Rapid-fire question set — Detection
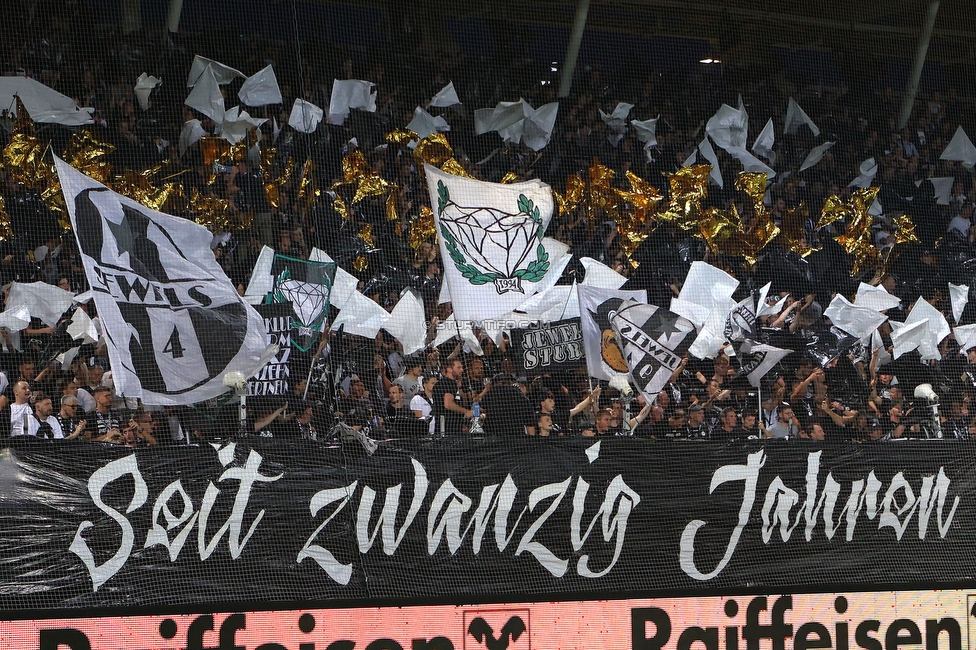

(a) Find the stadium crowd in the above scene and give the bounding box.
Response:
[1,11,976,445]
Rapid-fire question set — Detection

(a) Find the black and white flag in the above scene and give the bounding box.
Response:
[56,157,271,406]
[610,300,695,400]
[736,339,792,387]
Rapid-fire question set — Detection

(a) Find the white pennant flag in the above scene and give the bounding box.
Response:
[940,126,976,169]
[903,297,950,361]
[671,261,739,327]
[890,319,927,360]
[55,156,270,406]
[425,164,564,321]
[383,288,427,355]
[7,282,74,328]
[854,282,901,312]
[429,81,461,108]
[824,294,888,341]
[784,97,820,136]
[178,119,206,156]
[600,102,633,146]
[631,115,659,149]
[705,103,748,152]
[134,73,161,111]
[406,106,450,141]
[752,117,776,161]
[288,99,324,133]
[184,66,224,121]
[328,79,376,126]
[238,64,282,107]
[187,56,244,86]
[799,141,836,171]
[949,283,969,323]
[698,137,723,187]
[953,324,976,353]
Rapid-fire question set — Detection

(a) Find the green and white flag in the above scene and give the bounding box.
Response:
[271,254,336,352]
[425,164,564,321]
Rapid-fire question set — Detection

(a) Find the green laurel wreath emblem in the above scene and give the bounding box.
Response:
[436,180,550,287]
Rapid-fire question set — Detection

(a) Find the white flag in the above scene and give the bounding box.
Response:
[425,164,563,321]
[429,81,461,108]
[949,283,969,323]
[824,294,887,341]
[55,156,270,406]
[940,126,976,169]
[784,97,820,136]
[578,285,646,381]
[610,300,696,400]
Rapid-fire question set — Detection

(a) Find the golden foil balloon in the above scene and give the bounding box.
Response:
[11,97,33,136]
[385,129,419,147]
[891,214,920,245]
[4,133,50,188]
[613,171,663,265]
[409,206,436,250]
[834,188,881,276]
[777,203,814,257]
[297,159,320,210]
[0,196,13,241]
[200,137,231,167]
[656,165,711,229]
[190,188,250,231]
[555,174,585,215]
[358,223,376,249]
[439,157,473,178]
[413,133,455,167]
[63,130,115,182]
[816,194,852,231]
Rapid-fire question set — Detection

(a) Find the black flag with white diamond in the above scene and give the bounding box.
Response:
[610,300,696,401]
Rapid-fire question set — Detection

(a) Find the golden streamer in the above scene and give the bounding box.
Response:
[500,172,519,184]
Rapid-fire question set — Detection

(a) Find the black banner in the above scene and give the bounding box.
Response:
[509,318,584,376]
[249,302,294,396]
[2,439,974,611]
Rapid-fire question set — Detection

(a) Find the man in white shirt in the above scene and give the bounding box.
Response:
[27,393,65,439]
[9,380,32,437]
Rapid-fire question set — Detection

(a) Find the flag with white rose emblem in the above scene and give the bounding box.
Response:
[610,300,696,400]
[55,156,270,406]
[425,164,562,320]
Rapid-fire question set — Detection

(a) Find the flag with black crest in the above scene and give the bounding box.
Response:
[578,285,647,381]
[55,156,271,406]
[609,300,695,399]
[735,339,793,387]
[724,294,758,343]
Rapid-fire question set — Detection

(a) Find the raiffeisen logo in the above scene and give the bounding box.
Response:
[9,590,976,650]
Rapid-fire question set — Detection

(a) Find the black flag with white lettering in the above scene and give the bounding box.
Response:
[610,300,696,400]
[56,156,271,406]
